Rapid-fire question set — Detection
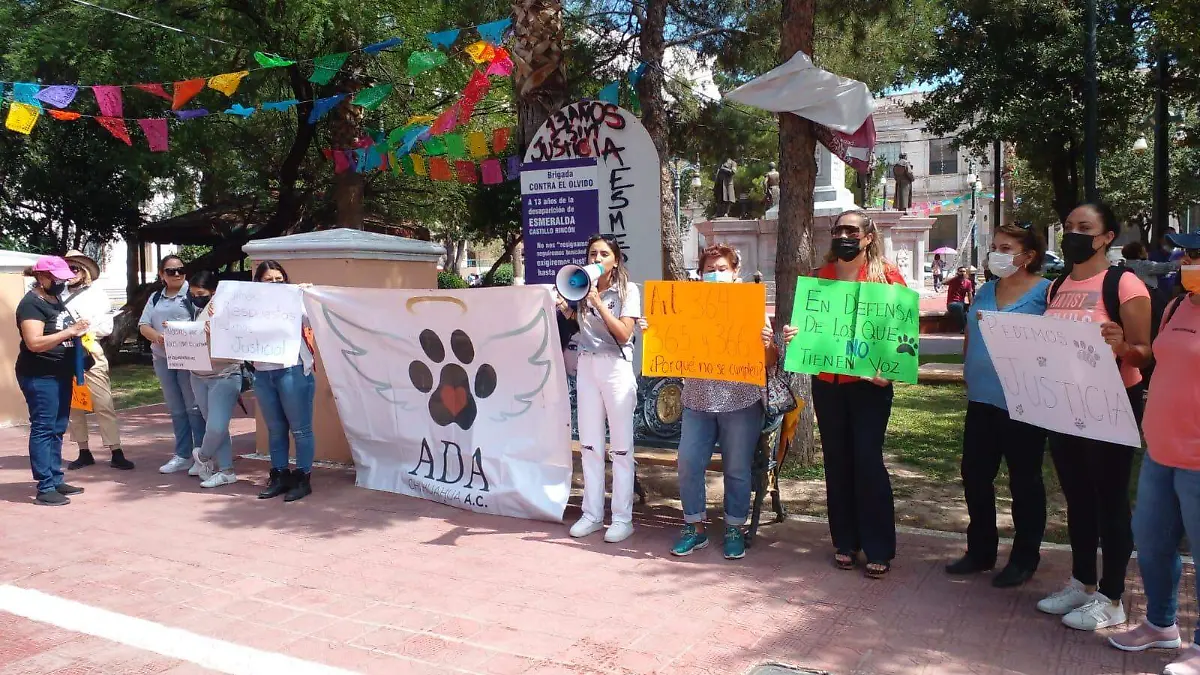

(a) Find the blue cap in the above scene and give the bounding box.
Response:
[1167,232,1200,250]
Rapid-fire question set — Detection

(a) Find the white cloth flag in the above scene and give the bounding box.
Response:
[303,285,573,522]
[724,51,874,133]
[977,311,1141,447]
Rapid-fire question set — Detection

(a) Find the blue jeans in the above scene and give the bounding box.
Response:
[677,402,764,526]
[191,372,243,471]
[253,365,316,472]
[18,374,72,493]
[152,357,205,458]
[1132,455,1200,640]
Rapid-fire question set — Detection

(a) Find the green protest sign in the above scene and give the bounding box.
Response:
[782,277,921,384]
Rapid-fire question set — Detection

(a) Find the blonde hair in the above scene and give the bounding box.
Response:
[826,209,889,283]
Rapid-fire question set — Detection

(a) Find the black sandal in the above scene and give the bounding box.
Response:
[834,551,857,570]
[865,561,891,579]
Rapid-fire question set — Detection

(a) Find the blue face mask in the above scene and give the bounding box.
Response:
[702,271,734,283]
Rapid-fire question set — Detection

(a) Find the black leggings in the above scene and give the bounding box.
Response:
[812,378,896,563]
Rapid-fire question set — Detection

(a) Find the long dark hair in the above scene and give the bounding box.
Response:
[585,234,629,306]
[825,209,888,282]
[189,270,219,293]
[1075,201,1122,246]
[253,259,290,283]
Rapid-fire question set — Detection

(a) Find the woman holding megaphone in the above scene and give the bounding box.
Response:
[555,234,642,544]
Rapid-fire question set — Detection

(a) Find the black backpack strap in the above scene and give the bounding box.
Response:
[1048,273,1068,305]
[1163,293,1190,329]
[1102,265,1136,328]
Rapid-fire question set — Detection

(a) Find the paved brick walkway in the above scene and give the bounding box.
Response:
[0,405,1193,674]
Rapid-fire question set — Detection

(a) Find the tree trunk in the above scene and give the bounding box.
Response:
[777,0,819,467]
[484,234,524,284]
[637,0,686,281]
[454,239,467,271]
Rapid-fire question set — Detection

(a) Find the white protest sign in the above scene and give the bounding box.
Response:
[163,321,212,371]
[209,281,303,365]
[977,311,1141,447]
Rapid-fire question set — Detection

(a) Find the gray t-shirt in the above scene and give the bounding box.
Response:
[137,282,195,358]
[682,379,762,414]
[576,281,641,359]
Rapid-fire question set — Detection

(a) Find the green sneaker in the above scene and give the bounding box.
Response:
[670,524,710,556]
[723,526,746,560]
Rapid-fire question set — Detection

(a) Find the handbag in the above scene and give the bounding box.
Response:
[762,334,798,417]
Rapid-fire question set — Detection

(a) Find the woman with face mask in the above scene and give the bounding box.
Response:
[945,222,1050,588]
[15,257,91,505]
[139,255,206,474]
[1108,235,1200,673]
[1036,202,1152,632]
[780,210,906,578]
[184,271,245,489]
[668,244,779,560]
[555,234,642,543]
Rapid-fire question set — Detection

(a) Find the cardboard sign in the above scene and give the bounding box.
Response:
[976,311,1141,447]
[641,281,767,385]
[209,281,303,365]
[783,277,921,384]
[71,382,93,412]
[164,321,213,371]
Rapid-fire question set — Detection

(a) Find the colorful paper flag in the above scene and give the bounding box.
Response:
[412,154,427,177]
[480,158,503,185]
[456,160,478,184]
[426,29,460,49]
[35,85,78,109]
[431,106,459,135]
[309,53,349,85]
[398,125,430,155]
[476,18,512,44]
[13,83,42,109]
[597,82,619,105]
[308,93,348,124]
[352,84,393,111]
[5,102,39,135]
[333,150,351,173]
[254,52,296,68]
[423,136,447,156]
[465,41,496,64]
[407,114,436,125]
[96,117,132,145]
[407,50,448,77]
[224,104,256,118]
[48,110,82,121]
[462,70,490,103]
[467,131,489,158]
[401,154,415,175]
[208,71,249,96]
[172,78,206,110]
[134,83,172,101]
[92,85,123,117]
[389,151,401,176]
[629,62,648,86]
[486,51,513,76]
[492,127,511,153]
[445,134,467,159]
[173,109,209,119]
[261,99,299,112]
[429,157,453,181]
[137,118,169,152]
[363,37,403,55]
[505,155,521,181]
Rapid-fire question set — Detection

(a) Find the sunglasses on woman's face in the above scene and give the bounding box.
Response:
[68,265,83,274]
[163,268,186,277]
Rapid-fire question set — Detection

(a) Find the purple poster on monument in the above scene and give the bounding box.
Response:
[520,158,600,285]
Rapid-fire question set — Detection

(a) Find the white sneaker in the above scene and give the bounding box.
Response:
[569,517,605,538]
[1063,595,1126,631]
[1037,578,1092,616]
[604,521,634,543]
[191,448,215,481]
[200,471,237,489]
[187,449,204,476]
[159,456,193,474]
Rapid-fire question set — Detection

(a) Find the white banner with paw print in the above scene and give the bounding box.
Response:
[977,311,1141,447]
[303,286,573,522]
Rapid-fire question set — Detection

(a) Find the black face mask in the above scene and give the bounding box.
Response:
[1061,232,1102,265]
[189,294,211,309]
[831,237,862,262]
[44,280,66,296]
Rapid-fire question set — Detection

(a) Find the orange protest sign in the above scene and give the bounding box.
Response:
[71,382,93,412]
[640,281,767,385]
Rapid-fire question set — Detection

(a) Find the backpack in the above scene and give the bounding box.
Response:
[1048,265,1134,330]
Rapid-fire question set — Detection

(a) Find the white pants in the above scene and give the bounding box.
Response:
[576,352,637,525]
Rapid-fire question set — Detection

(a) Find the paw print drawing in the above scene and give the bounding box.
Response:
[895,334,918,357]
[1073,340,1100,367]
[408,329,497,430]
[1074,418,1086,430]
[1037,356,1048,367]
[1015,404,1025,416]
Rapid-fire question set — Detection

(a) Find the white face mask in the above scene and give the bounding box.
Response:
[987,251,1022,278]
[702,270,734,283]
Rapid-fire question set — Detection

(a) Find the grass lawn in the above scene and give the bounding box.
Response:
[109,363,164,410]
[918,353,963,365]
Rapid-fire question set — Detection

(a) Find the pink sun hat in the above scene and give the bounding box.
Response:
[32,256,76,281]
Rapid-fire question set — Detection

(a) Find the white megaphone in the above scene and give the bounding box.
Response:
[555,263,605,302]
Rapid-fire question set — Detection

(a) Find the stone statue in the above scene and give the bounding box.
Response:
[713,158,737,217]
[764,162,780,210]
[892,153,915,213]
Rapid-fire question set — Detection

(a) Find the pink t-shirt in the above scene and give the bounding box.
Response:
[1045,270,1150,388]
[1144,298,1200,469]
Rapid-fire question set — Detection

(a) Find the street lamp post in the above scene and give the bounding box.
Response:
[880,172,888,209]
[670,160,702,234]
[1084,0,1099,201]
[967,167,983,269]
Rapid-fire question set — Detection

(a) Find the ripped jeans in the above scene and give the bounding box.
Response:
[576,352,638,525]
